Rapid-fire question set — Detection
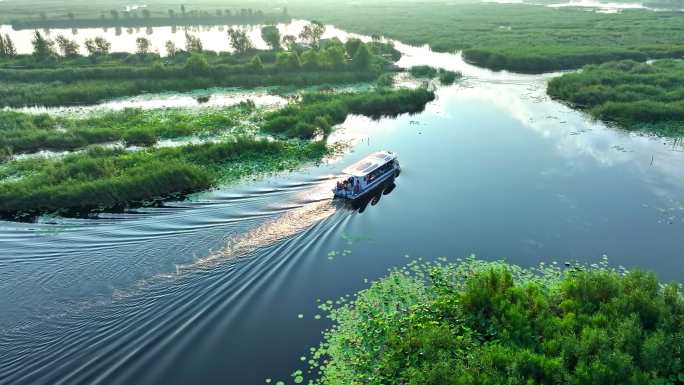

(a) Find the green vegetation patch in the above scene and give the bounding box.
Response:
[294,2,684,73]
[0,102,258,155]
[0,87,434,217]
[409,65,462,85]
[0,29,399,107]
[0,138,327,217]
[263,88,436,138]
[548,59,684,136]
[303,257,684,385]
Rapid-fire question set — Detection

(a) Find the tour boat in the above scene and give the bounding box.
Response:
[333,151,400,201]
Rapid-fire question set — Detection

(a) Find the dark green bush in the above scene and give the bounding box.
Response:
[409,65,438,78]
[303,258,684,385]
[122,128,158,147]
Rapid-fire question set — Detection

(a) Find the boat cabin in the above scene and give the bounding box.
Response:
[333,151,400,200]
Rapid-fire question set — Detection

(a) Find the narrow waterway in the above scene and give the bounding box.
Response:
[1,22,684,385]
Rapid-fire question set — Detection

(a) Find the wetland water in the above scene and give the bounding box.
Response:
[2,22,684,385]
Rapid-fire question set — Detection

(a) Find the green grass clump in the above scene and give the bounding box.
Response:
[548,59,684,136]
[409,65,438,78]
[303,257,684,385]
[409,66,461,85]
[438,69,460,85]
[0,103,257,154]
[263,88,435,138]
[0,138,327,216]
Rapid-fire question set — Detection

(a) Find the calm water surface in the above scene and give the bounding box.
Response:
[1,23,684,385]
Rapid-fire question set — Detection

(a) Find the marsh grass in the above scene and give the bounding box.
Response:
[301,256,684,385]
[548,60,684,136]
[0,102,258,154]
[294,3,684,73]
[262,88,436,138]
[409,66,461,85]
[0,138,327,217]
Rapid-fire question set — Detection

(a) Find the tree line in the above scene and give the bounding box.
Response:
[11,6,290,30]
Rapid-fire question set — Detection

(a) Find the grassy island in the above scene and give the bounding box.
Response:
[548,60,684,136]
[0,34,399,107]
[300,257,684,385]
[0,88,434,217]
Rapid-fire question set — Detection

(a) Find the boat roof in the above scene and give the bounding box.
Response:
[343,151,396,177]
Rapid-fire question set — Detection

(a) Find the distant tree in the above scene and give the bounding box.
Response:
[95,37,111,54]
[299,21,325,49]
[282,34,297,51]
[345,38,362,58]
[31,31,55,58]
[40,12,47,21]
[110,10,119,20]
[136,37,151,55]
[184,32,203,53]
[84,36,111,56]
[225,9,231,17]
[185,54,208,74]
[165,40,177,56]
[276,51,301,71]
[142,9,151,19]
[55,34,80,57]
[67,12,75,20]
[300,49,320,70]
[216,9,223,17]
[227,28,253,54]
[282,7,288,15]
[249,55,263,71]
[352,43,371,70]
[168,9,175,18]
[323,45,346,70]
[4,35,17,57]
[261,25,281,51]
[180,4,186,15]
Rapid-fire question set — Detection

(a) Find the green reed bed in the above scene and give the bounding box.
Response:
[0,87,435,216]
[409,65,462,85]
[295,256,684,385]
[293,2,684,73]
[263,87,436,138]
[0,102,259,155]
[0,138,327,216]
[548,59,684,136]
[0,71,381,108]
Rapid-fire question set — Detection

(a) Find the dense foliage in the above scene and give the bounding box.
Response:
[262,88,435,138]
[0,37,398,107]
[294,2,684,73]
[548,60,684,136]
[303,257,684,385]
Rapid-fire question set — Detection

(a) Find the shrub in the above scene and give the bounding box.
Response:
[122,128,158,147]
[409,65,438,78]
[300,257,684,385]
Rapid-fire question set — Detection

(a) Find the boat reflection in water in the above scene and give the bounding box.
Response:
[344,177,398,214]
